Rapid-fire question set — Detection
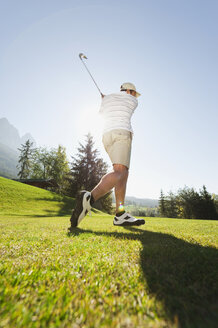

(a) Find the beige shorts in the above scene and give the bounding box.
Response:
[102,129,132,169]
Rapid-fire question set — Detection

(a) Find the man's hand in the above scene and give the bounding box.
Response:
[101,94,105,98]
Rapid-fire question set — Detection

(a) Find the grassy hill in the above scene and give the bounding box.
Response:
[0,176,74,217]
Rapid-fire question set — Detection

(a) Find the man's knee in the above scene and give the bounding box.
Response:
[113,164,128,180]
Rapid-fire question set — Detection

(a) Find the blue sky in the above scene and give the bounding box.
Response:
[0,0,217,198]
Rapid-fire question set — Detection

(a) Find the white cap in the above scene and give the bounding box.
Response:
[120,82,141,97]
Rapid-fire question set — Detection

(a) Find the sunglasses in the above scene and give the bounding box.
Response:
[121,89,136,93]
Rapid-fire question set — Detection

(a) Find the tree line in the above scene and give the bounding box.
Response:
[16,134,112,213]
[159,186,218,220]
[17,135,218,219]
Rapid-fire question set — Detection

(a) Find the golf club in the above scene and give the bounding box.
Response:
[79,53,103,97]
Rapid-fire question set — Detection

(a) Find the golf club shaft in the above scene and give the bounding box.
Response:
[80,58,103,96]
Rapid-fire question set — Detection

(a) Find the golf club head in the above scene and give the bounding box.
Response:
[79,53,88,60]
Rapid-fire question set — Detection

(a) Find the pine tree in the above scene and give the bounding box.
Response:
[17,140,34,179]
[214,194,218,215]
[199,185,218,220]
[69,133,112,213]
[159,189,166,217]
[177,187,201,219]
[167,191,178,218]
[69,133,106,193]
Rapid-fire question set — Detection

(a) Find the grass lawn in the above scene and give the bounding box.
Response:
[0,214,218,328]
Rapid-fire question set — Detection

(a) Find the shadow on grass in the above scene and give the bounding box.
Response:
[68,227,218,328]
[1,196,75,218]
[8,196,100,218]
[1,203,99,218]
[2,212,68,218]
[36,196,75,216]
[33,196,98,217]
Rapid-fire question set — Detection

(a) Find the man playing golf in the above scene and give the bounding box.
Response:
[68,82,145,231]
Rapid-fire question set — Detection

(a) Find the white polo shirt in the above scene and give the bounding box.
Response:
[99,92,138,134]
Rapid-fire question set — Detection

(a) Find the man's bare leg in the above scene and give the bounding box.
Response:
[69,163,145,230]
[91,164,128,212]
[114,165,128,213]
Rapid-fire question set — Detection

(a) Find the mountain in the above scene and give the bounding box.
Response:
[0,118,36,151]
[21,133,35,145]
[0,143,19,178]
[125,196,159,207]
[0,118,36,178]
[0,118,21,151]
[112,194,158,207]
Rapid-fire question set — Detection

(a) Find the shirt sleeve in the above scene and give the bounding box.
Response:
[99,95,107,113]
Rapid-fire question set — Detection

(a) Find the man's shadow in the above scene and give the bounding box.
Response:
[68,227,218,328]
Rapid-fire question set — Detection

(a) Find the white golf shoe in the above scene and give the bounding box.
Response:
[69,191,92,229]
[113,212,145,226]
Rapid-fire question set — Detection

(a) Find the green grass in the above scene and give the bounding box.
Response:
[0,216,218,328]
[0,177,74,217]
[0,177,218,327]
